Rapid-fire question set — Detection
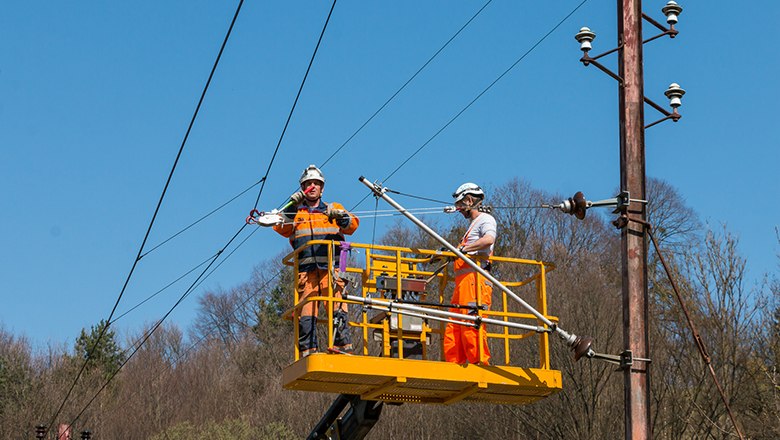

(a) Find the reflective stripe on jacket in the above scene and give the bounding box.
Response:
[273,200,359,272]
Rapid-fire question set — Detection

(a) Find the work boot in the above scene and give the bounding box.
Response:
[331,310,352,352]
[301,347,319,358]
[298,316,318,355]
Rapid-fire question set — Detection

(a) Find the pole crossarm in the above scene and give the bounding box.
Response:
[641,12,678,42]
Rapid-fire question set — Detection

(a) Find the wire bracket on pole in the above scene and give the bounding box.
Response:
[587,349,652,371]
[545,190,646,219]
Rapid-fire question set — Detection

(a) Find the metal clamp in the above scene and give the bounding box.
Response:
[590,349,651,370]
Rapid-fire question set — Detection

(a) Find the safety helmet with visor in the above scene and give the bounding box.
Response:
[452,182,484,204]
[299,164,325,186]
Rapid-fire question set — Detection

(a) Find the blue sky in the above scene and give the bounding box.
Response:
[2,1,778,349]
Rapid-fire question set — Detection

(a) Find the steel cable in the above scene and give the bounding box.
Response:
[46,0,247,429]
[252,0,338,210]
[353,0,589,210]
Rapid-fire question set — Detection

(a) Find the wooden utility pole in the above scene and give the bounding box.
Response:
[617,0,651,438]
[577,2,687,438]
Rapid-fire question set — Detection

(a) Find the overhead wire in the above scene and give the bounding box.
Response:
[46,0,248,430]
[99,0,472,261]
[318,0,494,169]
[76,267,286,429]
[61,0,586,427]
[63,0,339,426]
[71,226,263,430]
[354,0,590,210]
[68,224,250,428]
[382,0,590,183]
[252,0,338,210]
[112,254,217,323]
[139,178,263,260]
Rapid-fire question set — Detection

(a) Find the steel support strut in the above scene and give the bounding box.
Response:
[345,294,550,333]
[358,176,593,360]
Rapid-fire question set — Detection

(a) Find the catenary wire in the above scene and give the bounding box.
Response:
[112,254,217,323]
[77,266,286,429]
[68,223,251,427]
[139,178,263,259]
[62,0,584,427]
[91,0,485,257]
[382,0,589,183]
[252,0,338,210]
[353,0,589,210]
[46,0,247,430]
[66,0,340,424]
[318,0,493,169]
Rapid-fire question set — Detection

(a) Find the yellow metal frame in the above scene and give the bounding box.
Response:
[280,240,562,405]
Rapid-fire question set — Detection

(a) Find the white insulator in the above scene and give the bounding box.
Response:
[575,27,596,52]
[662,1,683,25]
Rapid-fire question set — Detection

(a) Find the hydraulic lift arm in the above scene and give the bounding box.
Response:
[308,394,384,440]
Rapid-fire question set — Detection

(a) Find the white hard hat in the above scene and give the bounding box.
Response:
[299,164,325,185]
[452,182,484,203]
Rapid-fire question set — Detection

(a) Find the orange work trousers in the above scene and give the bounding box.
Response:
[297,268,348,317]
[443,263,492,365]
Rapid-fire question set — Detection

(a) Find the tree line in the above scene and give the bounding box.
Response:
[1,177,777,439]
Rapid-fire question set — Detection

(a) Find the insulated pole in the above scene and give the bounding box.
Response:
[618,0,651,438]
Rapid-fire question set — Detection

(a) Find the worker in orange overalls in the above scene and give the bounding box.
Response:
[273,165,359,357]
[443,183,496,365]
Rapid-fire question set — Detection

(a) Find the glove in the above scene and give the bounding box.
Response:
[327,204,350,227]
[289,191,305,205]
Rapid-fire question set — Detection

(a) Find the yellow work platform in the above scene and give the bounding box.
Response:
[283,354,562,405]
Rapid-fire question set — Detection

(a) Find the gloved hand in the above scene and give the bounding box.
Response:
[289,191,305,205]
[327,204,350,227]
[281,191,304,221]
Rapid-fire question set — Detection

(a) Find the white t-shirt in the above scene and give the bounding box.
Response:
[461,213,497,257]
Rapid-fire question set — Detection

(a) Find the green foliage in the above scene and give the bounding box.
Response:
[74,319,125,377]
[254,266,295,332]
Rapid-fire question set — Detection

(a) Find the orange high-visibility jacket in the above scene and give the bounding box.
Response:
[273,200,358,272]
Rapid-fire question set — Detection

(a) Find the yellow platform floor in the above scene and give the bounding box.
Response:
[282,354,562,405]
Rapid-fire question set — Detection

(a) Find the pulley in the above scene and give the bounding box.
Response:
[246,209,285,227]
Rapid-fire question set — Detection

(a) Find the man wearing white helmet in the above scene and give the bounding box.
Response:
[273,165,359,356]
[444,182,496,365]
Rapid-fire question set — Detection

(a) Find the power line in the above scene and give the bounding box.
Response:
[68,223,251,427]
[318,0,494,170]
[352,0,589,211]
[112,254,217,323]
[76,264,286,429]
[139,178,263,260]
[47,0,247,430]
[252,0,338,210]
[382,0,590,183]
[65,0,341,424]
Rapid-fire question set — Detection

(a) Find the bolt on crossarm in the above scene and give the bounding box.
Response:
[358,176,594,360]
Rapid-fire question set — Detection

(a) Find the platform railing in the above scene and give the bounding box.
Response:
[281,240,558,369]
